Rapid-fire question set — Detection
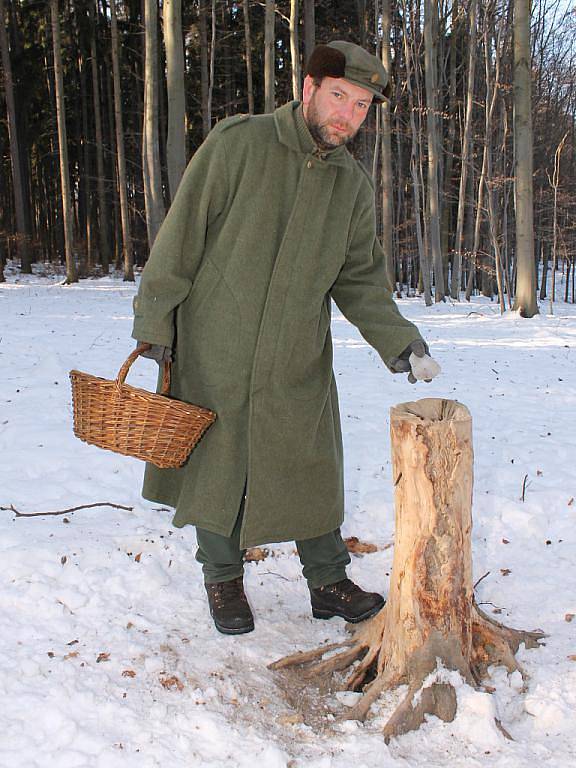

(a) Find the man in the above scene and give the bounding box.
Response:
[132,41,440,635]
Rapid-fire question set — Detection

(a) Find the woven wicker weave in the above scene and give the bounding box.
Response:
[69,345,216,468]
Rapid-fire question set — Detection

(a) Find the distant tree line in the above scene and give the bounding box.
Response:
[0,0,575,313]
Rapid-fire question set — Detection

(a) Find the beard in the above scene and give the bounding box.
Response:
[305,94,357,150]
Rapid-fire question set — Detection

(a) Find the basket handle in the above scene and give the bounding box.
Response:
[116,343,171,395]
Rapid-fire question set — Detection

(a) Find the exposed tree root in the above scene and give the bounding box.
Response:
[268,399,546,742]
[268,640,354,672]
[270,601,545,741]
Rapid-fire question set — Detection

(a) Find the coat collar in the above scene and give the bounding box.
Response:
[273,101,352,168]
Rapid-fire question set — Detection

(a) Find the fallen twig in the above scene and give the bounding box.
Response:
[521,474,529,502]
[1,502,134,518]
[473,570,490,590]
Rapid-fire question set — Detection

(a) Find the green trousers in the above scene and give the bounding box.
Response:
[195,491,351,589]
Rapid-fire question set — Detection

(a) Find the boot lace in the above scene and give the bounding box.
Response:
[320,578,362,602]
[210,578,247,608]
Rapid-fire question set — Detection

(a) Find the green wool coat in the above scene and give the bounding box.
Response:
[132,101,423,548]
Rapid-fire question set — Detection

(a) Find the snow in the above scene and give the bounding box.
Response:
[1,270,576,767]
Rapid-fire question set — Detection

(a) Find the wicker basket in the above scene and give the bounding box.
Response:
[69,345,216,468]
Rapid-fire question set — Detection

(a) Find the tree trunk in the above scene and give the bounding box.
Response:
[483,15,506,313]
[0,0,32,273]
[198,0,210,137]
[441,0,458,297]
[379,0,395,291]
[243,0,254,114]
[512,0,538,317]
[549,132,568,312]
[423,0,444,301]
[401,0,431,305]
[264,0,275,113]
[89,0,111,272]
[451,0,476,299]
[110,0,134,281]
[271,398,544,741]
[71,0,92,275]
[50,0,77,283]
[164,0,186,203]
[101,14,120,269]
[143,0,165,248]
[207,0,216,127]
[303,0,314,64]
[289,0,300,100]
[465,80,491,302]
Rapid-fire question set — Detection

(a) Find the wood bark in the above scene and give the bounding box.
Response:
[142,0,165,247]
[512,0,538,317]
[50,0,77,283]
[483,12,506,313]
[271,398,544,741]
[164,0,186,202]
[0,0,32,272]
[303,0,314,64]
[198,0,210,137]
[243,0,254,114]
[264,0,275,113]
[110,0,134,281]
[102,16,120,269]
[207,0,216,128]
[89,0,111,272]
[441,0,458,297]
[423,0,445,301]
[465,27,492,305]
[451,0,476,299]
[379,0,395,291]
[289,0,300,101]
[71,0,93,274]
[401,0,431,305]
[548,132,568,312]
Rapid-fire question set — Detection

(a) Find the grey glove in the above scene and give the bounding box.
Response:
[135,341,172,364]
[389,340,431,384]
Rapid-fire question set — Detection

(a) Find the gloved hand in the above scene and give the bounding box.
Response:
[135,341,173,364]
[389,340,441,384]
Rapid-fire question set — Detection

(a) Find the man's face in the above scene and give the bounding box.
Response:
[302,75,373,150]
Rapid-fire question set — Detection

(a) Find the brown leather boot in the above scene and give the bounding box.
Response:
[205,576,255,635]
[310,578,385,623]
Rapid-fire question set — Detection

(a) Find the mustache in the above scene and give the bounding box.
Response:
[327,121,352,133]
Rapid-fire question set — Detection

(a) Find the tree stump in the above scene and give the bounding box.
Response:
[270,398,544,741]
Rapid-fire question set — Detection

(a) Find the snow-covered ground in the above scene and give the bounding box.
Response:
[1,269,575,768]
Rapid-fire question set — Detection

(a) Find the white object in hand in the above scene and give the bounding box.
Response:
[409,352,442,381]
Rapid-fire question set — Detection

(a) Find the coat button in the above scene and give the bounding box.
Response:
[307,160,313,169]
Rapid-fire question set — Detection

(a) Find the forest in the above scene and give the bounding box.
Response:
[1,0,575,314]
